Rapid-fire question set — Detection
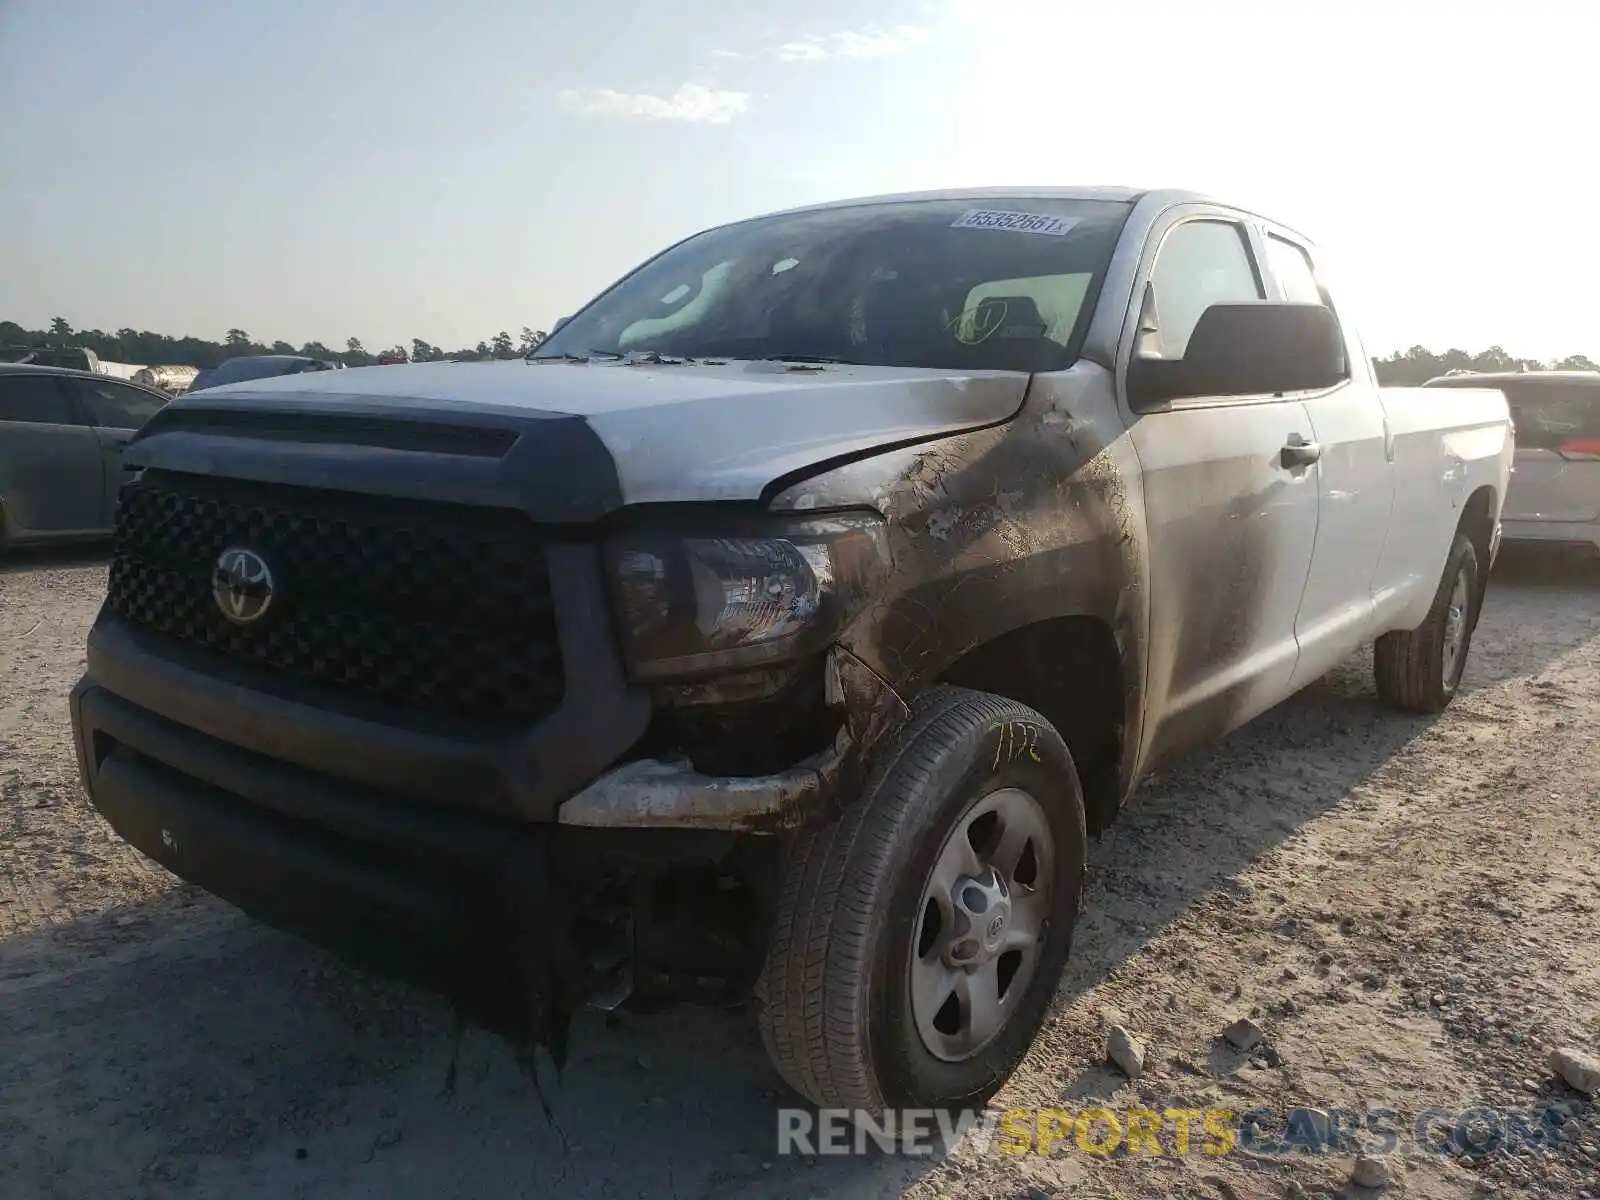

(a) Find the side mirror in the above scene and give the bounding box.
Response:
[551,315,572,334]
[1127,302,1346,410]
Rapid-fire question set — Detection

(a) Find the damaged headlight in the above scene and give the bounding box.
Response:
[604,513,892,679]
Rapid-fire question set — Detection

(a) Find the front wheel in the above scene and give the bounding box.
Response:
[1375,532,1481,713]
[753,686,1086,1116]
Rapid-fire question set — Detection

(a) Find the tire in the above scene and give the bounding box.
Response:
[753,685,1087,1116]
[1375,532,1480,713]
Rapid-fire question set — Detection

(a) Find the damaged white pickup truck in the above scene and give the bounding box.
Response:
[71,186,1512,1117]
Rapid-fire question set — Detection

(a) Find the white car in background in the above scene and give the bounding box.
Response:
[1424,371,1600,559]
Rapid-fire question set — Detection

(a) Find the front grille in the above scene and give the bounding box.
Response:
[106,471,564,726]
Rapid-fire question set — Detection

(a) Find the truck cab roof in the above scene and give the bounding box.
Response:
[679,185,1321,260]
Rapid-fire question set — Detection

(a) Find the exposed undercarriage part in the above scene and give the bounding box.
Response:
[560,831,780,1013]
[422,829,780,1087]
[547,648,907,1011]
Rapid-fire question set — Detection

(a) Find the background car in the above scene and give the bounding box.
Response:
[188,354,342,393]
[1423,370,1600,559]
[5,344,148,379]
[0,363,169,550]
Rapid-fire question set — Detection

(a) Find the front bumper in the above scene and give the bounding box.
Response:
[71,678,550,990]
[70,618,867,984]
[557,731,848,833]
[69,673,827,1011]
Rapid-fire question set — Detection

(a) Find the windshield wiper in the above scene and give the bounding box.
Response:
[622,349,696,365]
[679,349,845,364]
[674,339,847,364]
[528,348,625,364]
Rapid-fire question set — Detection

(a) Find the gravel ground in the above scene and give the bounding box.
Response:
[2,547,1597,1200]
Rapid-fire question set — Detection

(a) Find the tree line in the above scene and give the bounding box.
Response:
[1,317,547,370]
[1372,345,1598,385]
[4,317,1597,383]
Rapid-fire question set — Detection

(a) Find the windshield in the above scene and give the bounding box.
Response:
[534,197,1131,373]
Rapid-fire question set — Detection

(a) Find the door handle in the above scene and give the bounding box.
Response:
[1281,437,1322,469]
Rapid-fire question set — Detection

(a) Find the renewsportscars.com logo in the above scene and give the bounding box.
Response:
[777,1101,1590,1158]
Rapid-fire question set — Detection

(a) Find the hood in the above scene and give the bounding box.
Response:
[129,358,1029,521]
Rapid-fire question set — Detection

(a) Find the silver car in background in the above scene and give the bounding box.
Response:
[188,354,341,393]
[1424,370,1600,559]
[0,363,169,550]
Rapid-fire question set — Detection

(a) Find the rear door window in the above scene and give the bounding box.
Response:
[1265,234,1349,381]
[74,378,167,430]
[1266,236,1326,306]
[0,375,79,425]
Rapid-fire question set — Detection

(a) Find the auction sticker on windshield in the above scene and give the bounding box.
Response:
[950,209,1082,236]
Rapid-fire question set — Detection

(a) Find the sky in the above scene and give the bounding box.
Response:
[1,0,1593,360]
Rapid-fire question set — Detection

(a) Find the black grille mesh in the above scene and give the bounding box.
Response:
[106,471,563,726]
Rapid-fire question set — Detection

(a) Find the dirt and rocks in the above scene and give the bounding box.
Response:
[2,547,1598,1200]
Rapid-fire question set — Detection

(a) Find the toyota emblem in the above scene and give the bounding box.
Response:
[212,547,275,625]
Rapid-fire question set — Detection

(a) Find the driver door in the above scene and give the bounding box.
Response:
[1125,212,1322,768]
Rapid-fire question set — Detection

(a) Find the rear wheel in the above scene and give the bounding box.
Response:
[753,686,1086,1116]
[1375,532,1480,713]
